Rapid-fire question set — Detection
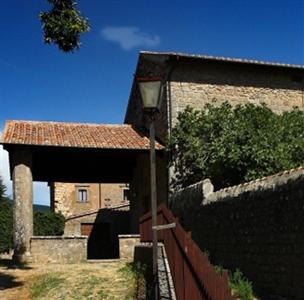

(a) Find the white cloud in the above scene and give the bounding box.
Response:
[101,26,160,50]
[0,134,50,206]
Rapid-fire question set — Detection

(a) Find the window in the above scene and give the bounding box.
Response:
[78,189,88,203]
[75,185,90,203]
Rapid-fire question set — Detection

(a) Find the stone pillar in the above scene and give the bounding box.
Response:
[12,147,33,262]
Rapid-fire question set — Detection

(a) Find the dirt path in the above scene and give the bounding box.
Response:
[0,259,137,300]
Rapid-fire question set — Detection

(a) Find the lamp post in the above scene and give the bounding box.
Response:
[138,77,162,300]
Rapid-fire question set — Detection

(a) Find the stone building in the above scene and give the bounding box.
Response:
[125,51,304,145]
[50,182,131,259]
[49,51,304,239]
[51,183,129,216]
[1,51,303,262]
[125,51,304,194]
[50,182,129,243]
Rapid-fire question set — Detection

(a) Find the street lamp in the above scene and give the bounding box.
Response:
[138,77,162,299]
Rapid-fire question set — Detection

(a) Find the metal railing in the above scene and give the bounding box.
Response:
[139,204,237,300]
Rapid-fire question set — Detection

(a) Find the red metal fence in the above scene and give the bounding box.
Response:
[139,204,237,300]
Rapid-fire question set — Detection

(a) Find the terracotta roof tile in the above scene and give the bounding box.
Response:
[1,120,164,150]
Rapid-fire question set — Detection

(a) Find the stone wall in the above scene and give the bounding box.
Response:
[64,213,98,236]
[170,61,304,127]
[170,167,304,299]
[51,183,129,218]
[124,56,169,143]
[30,236,87,263]
[125,54,304,143]
[118,234,140,260]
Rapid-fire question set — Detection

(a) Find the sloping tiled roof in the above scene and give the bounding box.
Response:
[1,120,164,150]
[140,51,304,70]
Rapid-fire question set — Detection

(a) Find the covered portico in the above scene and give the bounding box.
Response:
[1,120,166,262]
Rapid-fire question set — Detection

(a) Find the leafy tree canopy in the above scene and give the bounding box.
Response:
[34,211,65,236]
[0,176,12,253]
[40,0,90,52]
[0,175,65,253]
[168,102,304,190]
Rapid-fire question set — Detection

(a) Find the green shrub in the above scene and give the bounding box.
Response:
[0,182,65,253]
[0,197,13,253]
[214,264,224,275]
[168,102,304,190]
[229,269,254,300]
[34,211,65,236]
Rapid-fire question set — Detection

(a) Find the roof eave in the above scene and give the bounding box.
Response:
[139,51,304,70]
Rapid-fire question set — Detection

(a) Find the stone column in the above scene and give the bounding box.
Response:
[12,147,33,262]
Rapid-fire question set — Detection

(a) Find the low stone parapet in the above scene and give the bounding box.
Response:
[118,234,140,260]
[30,236,87,263]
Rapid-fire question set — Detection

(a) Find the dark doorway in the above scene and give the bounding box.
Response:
[80,209,131,259]
[81,222,112,259]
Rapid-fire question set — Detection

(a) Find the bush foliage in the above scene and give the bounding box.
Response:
[0,176,65,253]
[0,197,13,253]
[34,211,65,236]
[40,0,90,52]
[168,102,304,190]
[229,269,254,300]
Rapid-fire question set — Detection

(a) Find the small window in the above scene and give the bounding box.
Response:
[78,189,88,203]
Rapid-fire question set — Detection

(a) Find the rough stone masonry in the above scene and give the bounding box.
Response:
[12,147,33,262]
[170,166,304,299]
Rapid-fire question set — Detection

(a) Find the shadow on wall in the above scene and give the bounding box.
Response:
[86,209,130,259]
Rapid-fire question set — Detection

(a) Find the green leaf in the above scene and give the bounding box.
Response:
[167,102,304,190]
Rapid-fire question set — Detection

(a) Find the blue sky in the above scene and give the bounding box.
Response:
[0,0,303,205]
